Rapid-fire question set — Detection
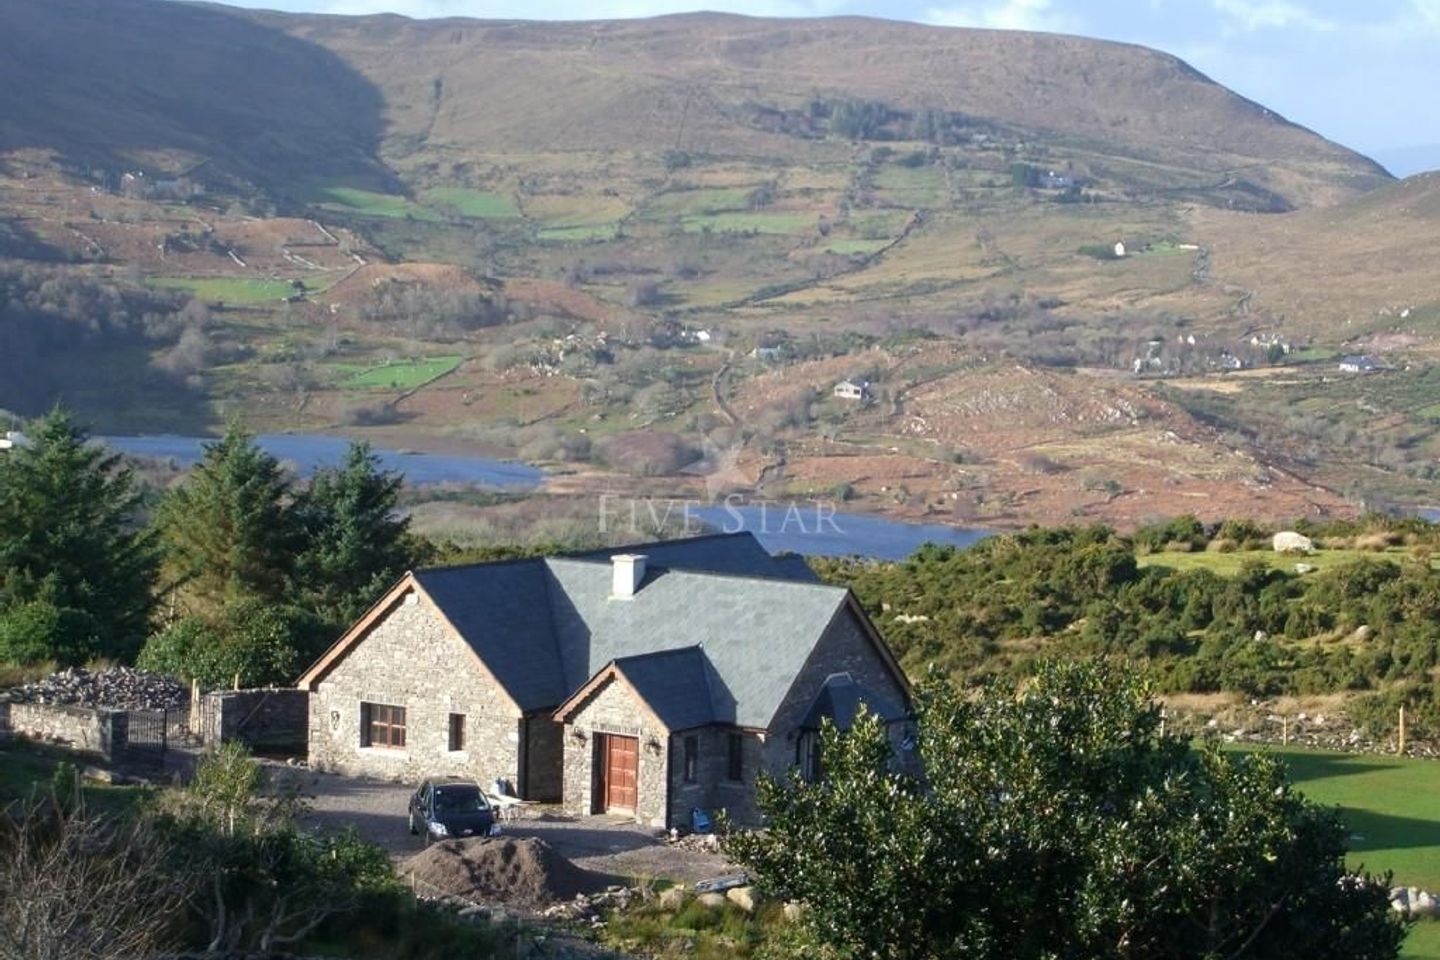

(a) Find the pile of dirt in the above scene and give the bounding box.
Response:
[402,837,610,909]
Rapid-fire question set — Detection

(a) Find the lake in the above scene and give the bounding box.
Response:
[103,436,987,559]
[100,434,544,489]
[691,503,989,560]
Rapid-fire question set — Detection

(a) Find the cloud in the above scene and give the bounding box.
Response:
[1208,0,1335,33]
[923,0,1083,33]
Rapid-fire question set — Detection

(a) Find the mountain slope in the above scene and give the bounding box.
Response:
[255,9,1386,209]
[0,0,1389,208]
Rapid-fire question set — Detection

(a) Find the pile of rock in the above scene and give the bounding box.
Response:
[541,884,650,927]
[1391,887,1438,918]
[665,829,724,853]
[4,666,186,710]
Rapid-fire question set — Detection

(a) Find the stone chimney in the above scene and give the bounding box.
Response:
[611,554,648,599]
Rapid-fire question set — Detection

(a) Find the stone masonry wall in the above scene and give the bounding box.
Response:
[201,689,309,754]
[666,726,766,827]
[308,590,524,787]
[561,676,669,827]
[763,604,913,781]
[524,716,564,802]
[0,701,123,757]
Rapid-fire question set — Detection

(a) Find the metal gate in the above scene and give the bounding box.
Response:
[116,708,171,771]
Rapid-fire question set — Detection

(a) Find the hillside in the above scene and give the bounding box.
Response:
[3,0,1439,529]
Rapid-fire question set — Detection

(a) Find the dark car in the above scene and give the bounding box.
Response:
[408,778,499,844]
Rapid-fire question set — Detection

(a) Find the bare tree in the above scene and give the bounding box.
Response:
[0,792,186,960]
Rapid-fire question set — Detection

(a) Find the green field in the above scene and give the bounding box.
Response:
[421,187,520,218]
[681,212,814,235]
[336,355,463,390]
[824,237,893,256]
[642,187,754,218]
[1249,748,1440,960]
[537,223,621,243]
[1139,547,1423,576]
[312,186,443,222]
[149,276,324,304]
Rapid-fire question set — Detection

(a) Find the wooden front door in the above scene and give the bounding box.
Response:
[601,734,639,813]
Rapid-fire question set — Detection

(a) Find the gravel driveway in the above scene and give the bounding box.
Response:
[282,766,734,884]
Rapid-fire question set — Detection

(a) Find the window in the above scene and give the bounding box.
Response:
[360,702,406,749]
[448,713,466,752]
[683,735,698,783]
[727,733,744,781]
[797,730,822,783]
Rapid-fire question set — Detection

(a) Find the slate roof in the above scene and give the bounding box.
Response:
[610,647,723,731]
[799,672,908,731]
[408,532,852,728]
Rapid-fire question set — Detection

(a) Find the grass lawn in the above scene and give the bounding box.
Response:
[1139,547,1423,576]
[149,276,324,304]
[336,355,464,390]
[0,739,142,816]
[421,187,519,218]
[642,187,754,218]
[1247,747,1440,960]
[312,186,443,222]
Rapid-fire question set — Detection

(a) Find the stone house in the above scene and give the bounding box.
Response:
[298,533,910,828]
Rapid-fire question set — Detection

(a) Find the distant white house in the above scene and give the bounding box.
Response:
[0,431,30,451]
[1113,240,1127,258]
[1338,354,1379,374]
[833,380,872,402]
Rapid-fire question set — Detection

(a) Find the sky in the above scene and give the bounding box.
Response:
[225,0,1440,175]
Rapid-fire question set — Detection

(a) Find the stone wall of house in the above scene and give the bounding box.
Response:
[763,604,913,778]
[523,715,564,802]
[308,590,525,788]
[666,726,766,827]
[0,701,124,757]
[560,676,668,827]
[199,689,308,754]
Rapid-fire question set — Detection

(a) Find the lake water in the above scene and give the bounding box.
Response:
[102,435,987,558]
[100,434,544,489]
[691,503,989,560]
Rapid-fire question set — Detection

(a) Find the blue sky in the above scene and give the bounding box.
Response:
[227,0,1440,174]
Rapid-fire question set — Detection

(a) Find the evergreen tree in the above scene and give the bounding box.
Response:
[295,442,416,627]
[157,425,300,617]
[0,408,157,663]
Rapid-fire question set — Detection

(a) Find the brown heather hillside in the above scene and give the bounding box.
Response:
[253,9,1385,209]
[5,0,1440,529]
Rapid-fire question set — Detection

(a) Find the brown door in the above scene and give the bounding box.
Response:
[602,734,639,813]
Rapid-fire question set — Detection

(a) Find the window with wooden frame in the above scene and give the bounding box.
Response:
[360,702,406,749]
[448,713,466,752]
[683,735,698,783]
[727,732,744,781]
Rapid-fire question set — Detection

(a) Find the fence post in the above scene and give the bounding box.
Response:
[1282,715,1289,747]
[1399,704,1407,756]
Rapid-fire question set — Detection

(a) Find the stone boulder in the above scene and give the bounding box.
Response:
[1272,531,1314,555]
[696,892,727,910]
[726,885,757,913]
[658,886,687,910]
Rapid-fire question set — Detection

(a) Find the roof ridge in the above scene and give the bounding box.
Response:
[546,557,839,591]
[413,531,762,576]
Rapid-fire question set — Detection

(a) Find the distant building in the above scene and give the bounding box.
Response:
[1338,355,1379,374]
[833,380,872,402]
[751,346,784,363]
[1113,240,1127,258]
[0,431,29,451]
[1042,170,1075,189]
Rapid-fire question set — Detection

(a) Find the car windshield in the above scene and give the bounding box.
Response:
[432,785,488,814]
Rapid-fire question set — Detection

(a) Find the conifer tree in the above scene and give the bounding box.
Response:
[0,407,157,663]
[157,425,300,617]
[295,442,416,628]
